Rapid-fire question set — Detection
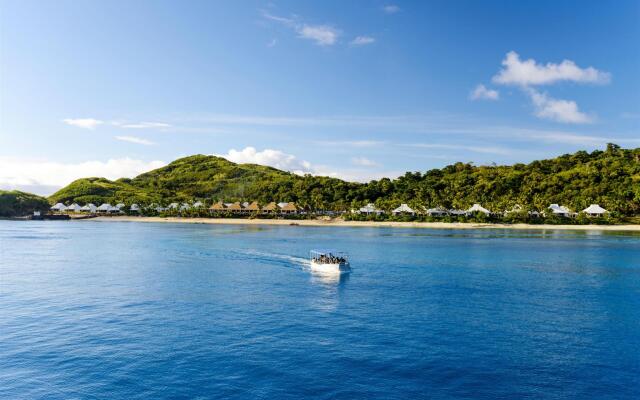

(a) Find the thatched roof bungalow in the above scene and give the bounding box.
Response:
[262,202,278,213]
[279,202,299,214]
[244,201,260,212]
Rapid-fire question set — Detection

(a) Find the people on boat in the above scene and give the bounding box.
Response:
[313,253,347,264]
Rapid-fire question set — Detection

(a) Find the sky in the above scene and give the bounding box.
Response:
[1,0,639,195]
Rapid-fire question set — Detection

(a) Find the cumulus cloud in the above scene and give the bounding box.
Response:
[350,36,375,46]
[63,118,104,129]
[299,24,340,46]
[526,88,593,124]
[115,136,155,145]
[216,147,314,175]
[492,51,611,86]
[0,157,166,196]
[382,5,400,14]
[262,11,340,46]
[469,84,499,101]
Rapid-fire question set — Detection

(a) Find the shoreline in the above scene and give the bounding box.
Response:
[78,216,640,232]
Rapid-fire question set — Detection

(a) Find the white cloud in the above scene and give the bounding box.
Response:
[0,157,166,196]
[382,5,400,14]
[115,136,155,145]
[298,24,340,46]
[62,118,104,129]
[492,51,611,86]
[216,147,314,175]
[350,36,375,46]
[469,84,499,101]
[351,157,379,167]
[526,88,593,124]
[113,121,171,129]
[410,143,513,155]
[262,11,340,46]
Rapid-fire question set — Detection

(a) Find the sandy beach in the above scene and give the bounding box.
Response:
[81,216,640,232]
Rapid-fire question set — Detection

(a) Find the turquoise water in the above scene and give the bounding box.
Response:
[1,220,639,399]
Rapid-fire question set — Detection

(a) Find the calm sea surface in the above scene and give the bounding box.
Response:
[0,220,639,399]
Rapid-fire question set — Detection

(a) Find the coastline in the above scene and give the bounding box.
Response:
[79,216,640,232]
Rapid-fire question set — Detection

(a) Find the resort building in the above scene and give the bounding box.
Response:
[80,203,97,213]
[425,207,448,217]
[51,203,66,212]
[448,209,466,216]
[179,203,191,211]
[209,201,226,213]
[115,203,125,210]
[392,204,415,216]
[548,204,573,217]
[192,201,204,208]
[97,203,113,213]
[66,203,82,212]
[358,203,384,215]
[244,201,261,213]
[467,204,491,215]
[582,204,608,217]
[262,202,278,214]
[130,204,140,212]
[168,202,179,210]
[227,202,243,213]
[279,202,299,214]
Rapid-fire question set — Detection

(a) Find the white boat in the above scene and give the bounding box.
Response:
[310,250,351,274]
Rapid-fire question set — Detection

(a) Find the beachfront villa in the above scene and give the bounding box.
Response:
[548,204,573,217]
[51,203,66,212]
[467,204,491,215]
[358,203,384,215]
[193,201,204,208]
[393,204,415,216]
[425,207,448,217]
[279,202,299,214]
[262,202,278,214]
[66,203,82,212]
[244,201,260,212]
[80,203,97,213]
[130,204,140,212]
[582,204,608,217]
[209,201,226,212]
[97,203,112,213]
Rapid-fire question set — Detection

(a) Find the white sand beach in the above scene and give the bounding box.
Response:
[82,216,640,232]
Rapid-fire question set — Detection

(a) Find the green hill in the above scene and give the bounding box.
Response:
[0,190,50,217]
[48,144,640,215]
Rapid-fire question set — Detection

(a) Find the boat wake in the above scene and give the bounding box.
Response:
[230,249,310,270]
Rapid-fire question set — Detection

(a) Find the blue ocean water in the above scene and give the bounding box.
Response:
[0,221,639,399]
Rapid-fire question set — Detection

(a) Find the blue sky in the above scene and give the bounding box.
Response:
[1,0,639,195]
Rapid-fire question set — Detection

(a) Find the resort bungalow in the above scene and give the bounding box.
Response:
[426,207,448,217]
[467,204,491,215]
[279,202,299,214]
[262,202,278,214]
[192,201,204,208]
[96,203,112,213]
[448,209,466,217]
[66,203,82,213]
[130,204,140,213]
[244,201,261,213]
[548,204,573,217]
[209,201,227,213]
[227,202,243,214]
[582,204,608,217]
[168,202,179,210]
[358,203,384,215]
[50,203,67,212]
[392,204,415,216]
[179,203,191,211]
[115,203,125,211]
[80,203,97,213]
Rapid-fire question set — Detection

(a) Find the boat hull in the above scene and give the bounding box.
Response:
[310,261,351,274]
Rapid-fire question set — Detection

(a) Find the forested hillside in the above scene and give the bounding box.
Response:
[0,190,50,217]
[48,144,640,215]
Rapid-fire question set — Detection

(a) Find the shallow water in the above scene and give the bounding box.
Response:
[1,221,639,399]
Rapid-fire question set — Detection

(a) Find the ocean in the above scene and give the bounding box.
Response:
[1,220,638,399]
